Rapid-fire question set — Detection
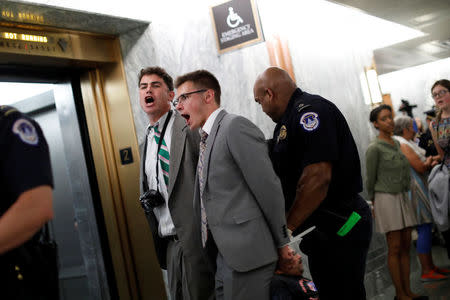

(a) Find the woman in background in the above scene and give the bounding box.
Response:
[429,79,450,259]
[393,115,448,282]
[366,105,423,300]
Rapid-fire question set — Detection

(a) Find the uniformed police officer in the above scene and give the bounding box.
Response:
[0,105,54,299]
[253,67,373,300]
[419,109,438,158]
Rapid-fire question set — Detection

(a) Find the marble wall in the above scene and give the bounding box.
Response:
[118,0,382,189]
[19,0,414,177]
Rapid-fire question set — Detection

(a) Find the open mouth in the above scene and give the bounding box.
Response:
[436,101,444,107]
[181,114,190,123]
[145,96,154,104]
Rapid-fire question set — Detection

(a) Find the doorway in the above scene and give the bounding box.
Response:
[1,79,113,299]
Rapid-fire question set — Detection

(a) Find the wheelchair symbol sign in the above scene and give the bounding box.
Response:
[226,7,243,28]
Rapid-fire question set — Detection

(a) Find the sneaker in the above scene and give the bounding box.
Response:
[420,270,447,282]
[433,266,450,275]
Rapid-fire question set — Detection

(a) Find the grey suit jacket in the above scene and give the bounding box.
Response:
[139,111,202,267]
[195,109,289,272]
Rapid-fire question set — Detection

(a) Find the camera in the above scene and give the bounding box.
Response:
[139,189,165,214]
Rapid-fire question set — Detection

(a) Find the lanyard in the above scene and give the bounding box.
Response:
[142,110,172,192]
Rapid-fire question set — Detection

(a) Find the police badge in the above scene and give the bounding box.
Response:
[277,125,287,143]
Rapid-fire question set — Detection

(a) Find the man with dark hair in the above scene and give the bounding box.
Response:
[138,67,214,299]
[175,69,292,300]
[0,105,55,299]
[139,67,174,91]
[175,70,222,104]
[253,67,372,299]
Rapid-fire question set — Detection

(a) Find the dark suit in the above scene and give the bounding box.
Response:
[196,110,289,299]
[140,111,214,300]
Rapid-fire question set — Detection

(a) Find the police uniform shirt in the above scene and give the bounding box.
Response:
[0,106,53,212]
[269,88,362,228]
[418,128,438,157]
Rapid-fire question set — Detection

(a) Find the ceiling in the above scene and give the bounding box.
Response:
[330,0,450,74]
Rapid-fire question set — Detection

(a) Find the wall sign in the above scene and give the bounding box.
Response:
[0,26,72,57]
[210,0,263,54]
[1,9,45,24]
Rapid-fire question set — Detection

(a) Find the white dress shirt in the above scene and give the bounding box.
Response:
[145,110,176,237]
[202,107,224,135]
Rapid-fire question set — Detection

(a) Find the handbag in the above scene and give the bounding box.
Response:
[428,141,450,232]
[2,224,59,300]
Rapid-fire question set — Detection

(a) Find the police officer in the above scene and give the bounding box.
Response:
[253,67,373,300]
[0,105,54,299]
[419,109,438,157]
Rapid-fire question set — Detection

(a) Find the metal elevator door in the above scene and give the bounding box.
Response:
[1,81,111,300]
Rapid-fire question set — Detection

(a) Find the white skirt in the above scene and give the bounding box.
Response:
[374,191,418,233]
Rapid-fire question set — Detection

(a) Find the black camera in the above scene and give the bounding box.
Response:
[139,189,165,214]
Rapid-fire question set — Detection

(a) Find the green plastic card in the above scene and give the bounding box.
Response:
[337,211,361,237]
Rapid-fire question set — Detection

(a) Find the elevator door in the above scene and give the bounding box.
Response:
[1,81,111,299]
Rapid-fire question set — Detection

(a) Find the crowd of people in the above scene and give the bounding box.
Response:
[366,79,450,300]
[1,64,449,300]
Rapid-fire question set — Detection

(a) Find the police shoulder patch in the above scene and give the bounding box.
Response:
[12,118,39,145]
[299,112,319,131]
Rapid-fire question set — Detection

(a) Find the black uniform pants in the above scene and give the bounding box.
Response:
[300,195,373,300]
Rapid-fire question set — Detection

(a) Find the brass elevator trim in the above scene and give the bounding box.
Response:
[98,39,166,299]
[1,22,165,300]
[80,71,137,300]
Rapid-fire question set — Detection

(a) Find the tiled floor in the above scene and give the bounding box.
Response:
[370,245,450,300]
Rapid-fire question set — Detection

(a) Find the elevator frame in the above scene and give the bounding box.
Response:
[0,20,166,300]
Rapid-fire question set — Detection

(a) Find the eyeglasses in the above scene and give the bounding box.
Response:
[173,89,207,106]
[432,89,448,99]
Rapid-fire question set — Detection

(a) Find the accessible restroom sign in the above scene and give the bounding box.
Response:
[210,0,263,54]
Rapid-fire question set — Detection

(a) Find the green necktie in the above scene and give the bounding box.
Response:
[153,126,170,186]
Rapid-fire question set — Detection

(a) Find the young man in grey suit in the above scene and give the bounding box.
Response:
[138,67,214,300]
[174,69,292,300]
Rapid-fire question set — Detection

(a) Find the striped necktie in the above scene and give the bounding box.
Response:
[153,126,170,186]
[198,129,208,247]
